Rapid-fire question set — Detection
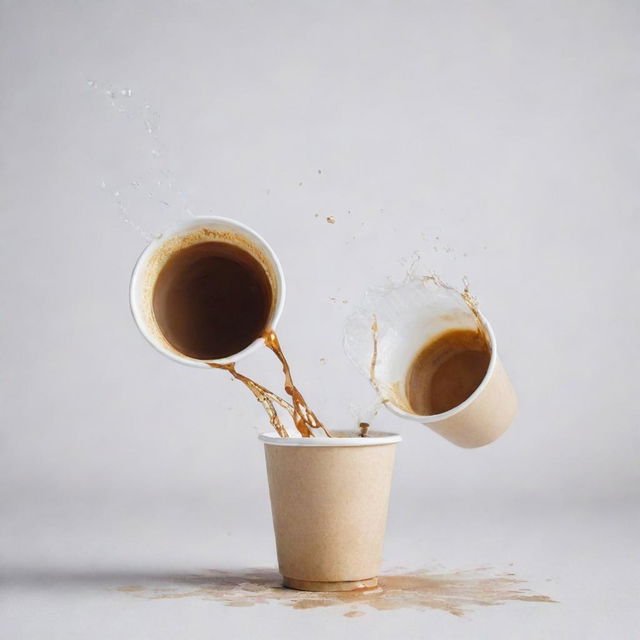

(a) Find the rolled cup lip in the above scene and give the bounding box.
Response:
[129,216,286,368]
[384,313,498,423]
[259,431,402,446]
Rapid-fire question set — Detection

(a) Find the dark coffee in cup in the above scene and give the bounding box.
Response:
[405,328,491,415]
[152,241,273,360]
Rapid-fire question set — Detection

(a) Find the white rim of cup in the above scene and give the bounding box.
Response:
[129,216,286,368]
[259,431,402,446]
[384,313,498,423]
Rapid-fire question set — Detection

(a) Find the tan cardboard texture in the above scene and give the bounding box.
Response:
[264,440,398,591]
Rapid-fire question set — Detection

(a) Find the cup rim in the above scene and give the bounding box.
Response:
[384,313,498,423]
[259,431,402,446]
[129,216,286,368]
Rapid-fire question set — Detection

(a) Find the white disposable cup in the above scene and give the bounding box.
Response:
[129,217,286,366]
[260,431,401,591]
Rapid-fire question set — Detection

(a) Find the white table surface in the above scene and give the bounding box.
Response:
[2,493,639,639]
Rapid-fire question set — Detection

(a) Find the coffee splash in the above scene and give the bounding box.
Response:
[149,237,330,438]
[89,80,194,240]
[208,330,331,439]
[115,566,556,618]
[346,273,491,423]
[207,360,292,438]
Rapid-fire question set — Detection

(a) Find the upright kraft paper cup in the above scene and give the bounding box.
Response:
[260,431,401,592]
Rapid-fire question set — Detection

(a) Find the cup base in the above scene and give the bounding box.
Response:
[282,576,378,592]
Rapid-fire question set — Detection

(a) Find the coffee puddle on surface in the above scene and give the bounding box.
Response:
[115,566,556,617]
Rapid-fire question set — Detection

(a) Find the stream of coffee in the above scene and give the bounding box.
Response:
[151,239,330,438]
[207,331,331,439]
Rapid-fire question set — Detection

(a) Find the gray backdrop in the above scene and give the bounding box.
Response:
[1,2,638,638]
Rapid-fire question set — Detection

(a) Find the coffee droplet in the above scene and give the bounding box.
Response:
[326,216,336,224]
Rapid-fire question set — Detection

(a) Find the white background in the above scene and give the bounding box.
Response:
[1,1,638,638]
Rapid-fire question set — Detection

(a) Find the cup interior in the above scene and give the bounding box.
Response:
[344,278,496,422]
[130,217,286,367]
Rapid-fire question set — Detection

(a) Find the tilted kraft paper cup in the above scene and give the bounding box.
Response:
[387,319,517,448]
[344,277,517,448]
[260,431,401,591]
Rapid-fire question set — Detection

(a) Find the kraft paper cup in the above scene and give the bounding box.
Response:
[260,431,401,591]
[129,217,285,366]
[344,278,517,448]
[386,317,517,448]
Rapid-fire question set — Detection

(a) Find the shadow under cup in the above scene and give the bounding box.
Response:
[129,218,285,366]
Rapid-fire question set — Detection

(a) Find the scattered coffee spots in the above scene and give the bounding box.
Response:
[326,216,336,224]
[116,566,556,617]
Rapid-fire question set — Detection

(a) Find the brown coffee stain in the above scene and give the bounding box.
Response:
[116,567,556,618]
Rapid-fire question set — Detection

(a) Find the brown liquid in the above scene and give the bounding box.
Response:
[153,242,272,360]
[116,566,556,617]
[151,240,329,438]
[208,332,330,439]
[406,329,491,415]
